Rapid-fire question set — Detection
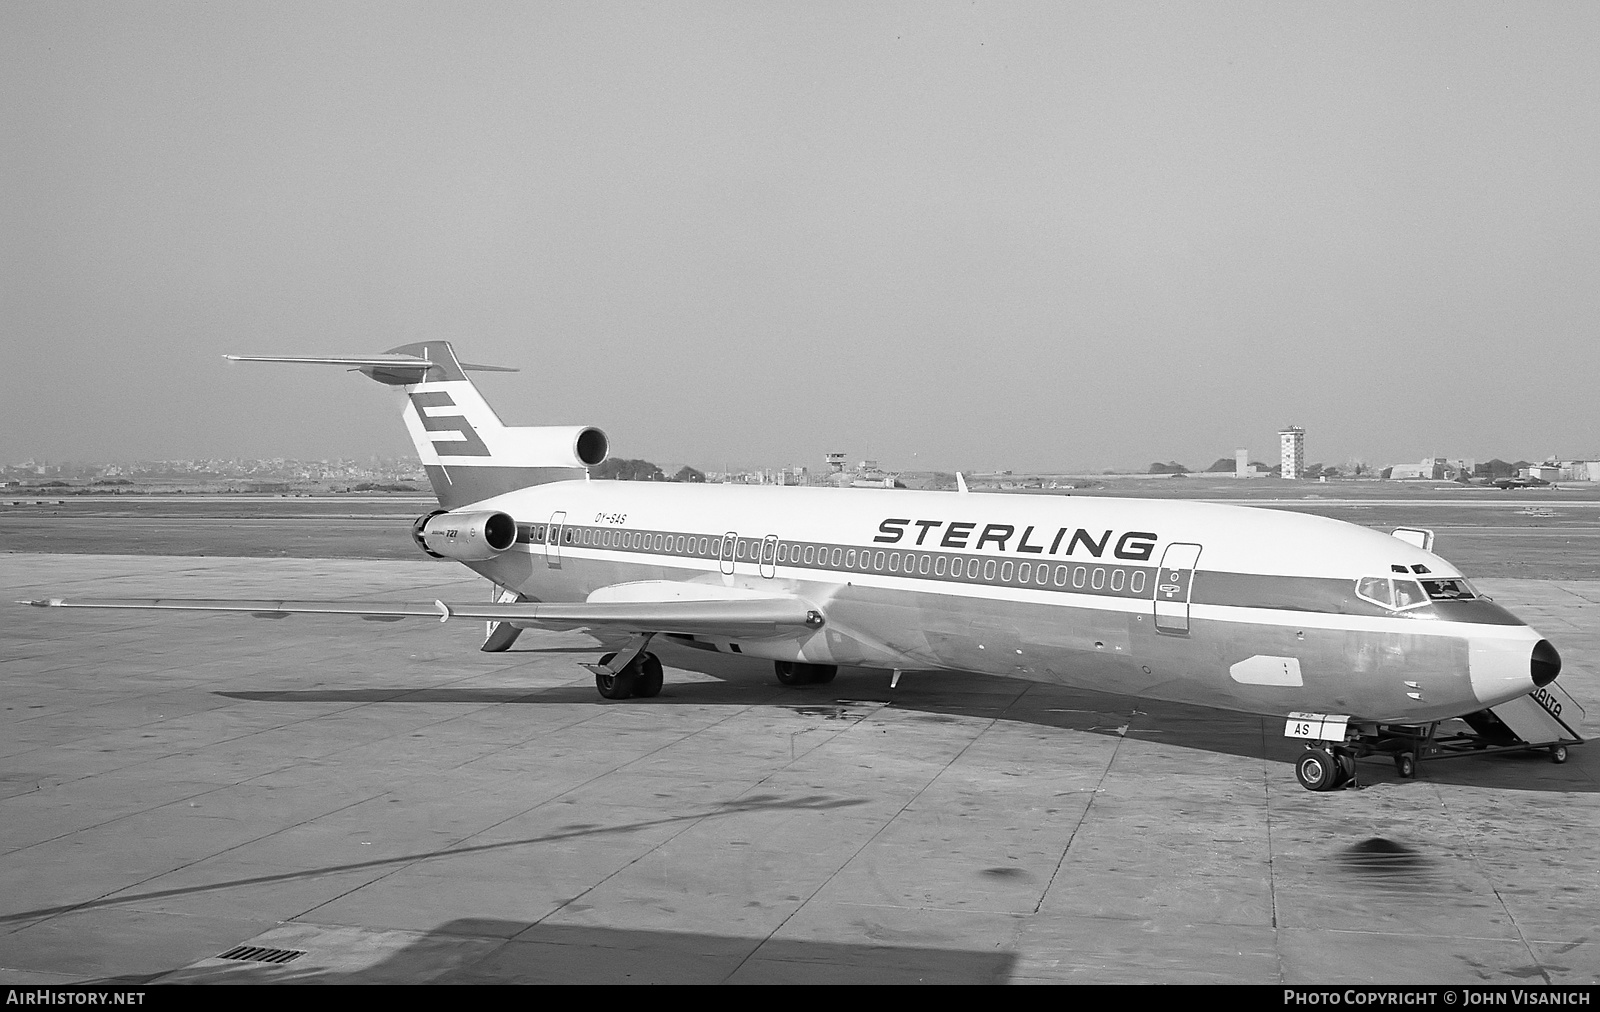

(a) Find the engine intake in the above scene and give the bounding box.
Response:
[413,510,517,562]
[498,425,608,469]
[575,426,608,466]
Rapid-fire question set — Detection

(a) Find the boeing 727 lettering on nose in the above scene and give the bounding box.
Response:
[21,341,1584,790]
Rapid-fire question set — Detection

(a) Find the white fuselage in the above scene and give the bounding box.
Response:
[459,480,1547,724]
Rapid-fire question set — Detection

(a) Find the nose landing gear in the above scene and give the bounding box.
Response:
[1295,746,1359,792]
[1286,713,1361,792]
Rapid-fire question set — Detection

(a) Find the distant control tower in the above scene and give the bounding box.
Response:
[825,452,847,475]
[1279,426,1305,480]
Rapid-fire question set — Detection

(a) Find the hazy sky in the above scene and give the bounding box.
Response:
[4,2,1598,472]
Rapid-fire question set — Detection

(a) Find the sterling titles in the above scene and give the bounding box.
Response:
[873,518,1157,561]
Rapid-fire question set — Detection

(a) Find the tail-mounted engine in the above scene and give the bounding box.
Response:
[412,510,518,562]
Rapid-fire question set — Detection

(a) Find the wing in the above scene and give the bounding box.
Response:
[19,598,440,621]
[443,597,824,637]
[20,592,825,639]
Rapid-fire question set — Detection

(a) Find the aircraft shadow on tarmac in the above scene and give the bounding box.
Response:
[30,789,1020,983]
[213,639,1596,795]
[149,918,1019,985]
[1,794,871,925]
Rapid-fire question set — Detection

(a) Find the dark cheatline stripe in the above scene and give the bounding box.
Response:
[1190,571,1389,618]
[424,465,586,510]
[525,523,1160,600]
[1427,598,1525,626]
[508,522,1525,625]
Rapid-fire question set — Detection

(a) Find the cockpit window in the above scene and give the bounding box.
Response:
[1392,579,1427,609]
[1356,576,1393,608]
[1355,576,1431,612]
[1420,578,1475,601]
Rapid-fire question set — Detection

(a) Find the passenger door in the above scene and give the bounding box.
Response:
[546,511,566,569]
[1153,542,1202,635]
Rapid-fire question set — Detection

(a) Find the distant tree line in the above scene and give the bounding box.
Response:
[1154,458,1358,478]
[351,481,418,492]
[590,458,705,483]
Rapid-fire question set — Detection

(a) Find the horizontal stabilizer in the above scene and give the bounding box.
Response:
[21,595,825,639]
[224,353,516,382]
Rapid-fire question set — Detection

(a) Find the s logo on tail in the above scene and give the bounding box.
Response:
[408,391,491,457]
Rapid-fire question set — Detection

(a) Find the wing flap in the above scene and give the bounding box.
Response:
[585,580,792,604]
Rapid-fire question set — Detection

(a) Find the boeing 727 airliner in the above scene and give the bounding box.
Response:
[22,342,1581,791]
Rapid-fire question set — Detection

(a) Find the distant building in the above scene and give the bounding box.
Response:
[1233,447,1265,478]
[1388,457,1464,480]
[1278,426,1305,480]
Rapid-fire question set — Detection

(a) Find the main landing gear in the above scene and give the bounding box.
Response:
[774,660,838,686]
[593,651,664,700]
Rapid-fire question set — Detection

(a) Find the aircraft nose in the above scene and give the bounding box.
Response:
[1532,639,1561,688]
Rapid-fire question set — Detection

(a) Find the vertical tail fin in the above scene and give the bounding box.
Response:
[225,341,607,509]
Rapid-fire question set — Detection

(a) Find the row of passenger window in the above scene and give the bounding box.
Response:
[521,525,740,557]
[778,540,1150,594]
[519,525,698,553]
[530,524,1154,596]
[576,528,715,555]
